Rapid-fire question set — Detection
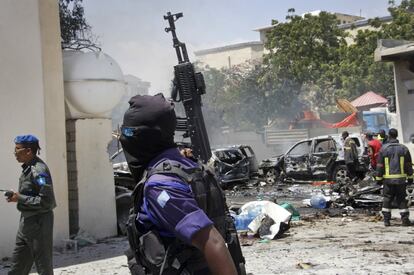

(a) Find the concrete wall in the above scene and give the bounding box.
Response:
[393,60,414,156]
[74,119,117,239]
[210,130,269,161]
[0,0,69,257]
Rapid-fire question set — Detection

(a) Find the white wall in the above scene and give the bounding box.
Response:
[75,119,117,239]
[0,0,69,257]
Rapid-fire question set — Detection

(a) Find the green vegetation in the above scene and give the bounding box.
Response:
[201,0,414,131]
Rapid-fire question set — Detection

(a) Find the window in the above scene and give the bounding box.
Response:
[288,141,311,156]
[351,137,360,147]
[240,146,254,157]
[215,149,243,164]
[314,139,335,153]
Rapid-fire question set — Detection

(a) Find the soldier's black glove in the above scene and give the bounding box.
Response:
[407,178,413,185]
[376,180,383,186]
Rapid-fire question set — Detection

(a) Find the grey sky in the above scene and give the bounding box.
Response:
[82,0,399,93]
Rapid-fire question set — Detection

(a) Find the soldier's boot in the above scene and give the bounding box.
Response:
[401,212,411,226]
[382,211,391,227]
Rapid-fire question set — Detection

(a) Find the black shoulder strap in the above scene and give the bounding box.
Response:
[131,170,148,214]
[147,159,202,184]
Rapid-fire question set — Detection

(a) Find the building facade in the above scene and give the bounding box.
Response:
[194,41,264,69]
[195,11,388,70]
[375,39,414,156]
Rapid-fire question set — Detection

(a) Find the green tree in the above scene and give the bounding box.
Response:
[197,66,228,134]
[59,0,99,50]
[335,0,414,99]
[262,10,347,112]
[203,1,414,130]
[200,64,270,131]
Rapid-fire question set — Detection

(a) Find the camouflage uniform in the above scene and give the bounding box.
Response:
[344,137,359,180]
[9,157,56,275]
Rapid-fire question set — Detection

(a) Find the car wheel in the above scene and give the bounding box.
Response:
[333,165,350,183]
[265,168,279,184]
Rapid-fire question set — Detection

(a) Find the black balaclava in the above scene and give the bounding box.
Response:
[120,93,177,182]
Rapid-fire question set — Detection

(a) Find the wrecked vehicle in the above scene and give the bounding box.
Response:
[112,151,135,235]
[208,145,258,188]
[112,144,259,233]
[259,133,369,184]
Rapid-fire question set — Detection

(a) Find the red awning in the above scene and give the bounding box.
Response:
[351,91,387,107]
[320,112,360,128]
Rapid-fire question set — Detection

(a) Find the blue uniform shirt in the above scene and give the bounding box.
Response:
[136,148,213,244]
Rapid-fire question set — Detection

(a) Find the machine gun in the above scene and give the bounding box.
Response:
[164,12,246,275]
[163,11,211,164]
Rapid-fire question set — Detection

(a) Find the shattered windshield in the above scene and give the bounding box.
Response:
[287,141,311,155]
[214,149,244,163]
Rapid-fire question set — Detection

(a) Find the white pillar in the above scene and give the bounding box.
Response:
[67,119,117,238]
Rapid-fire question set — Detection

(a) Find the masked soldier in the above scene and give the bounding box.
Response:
[376,128,413,226]
[120,94,239,275]
[6,135,56,275]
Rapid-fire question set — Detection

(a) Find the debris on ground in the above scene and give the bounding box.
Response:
[297,262,315,270]
[73,229,97,247]
[234,200,291,240]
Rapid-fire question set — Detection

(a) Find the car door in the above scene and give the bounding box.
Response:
[309,138,338,180]
[284,140,312,180]
[239,145,259,176]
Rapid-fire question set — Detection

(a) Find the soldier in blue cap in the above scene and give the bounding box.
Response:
[7,135,56,275]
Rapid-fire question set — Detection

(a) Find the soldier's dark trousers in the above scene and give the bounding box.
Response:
[346,162,357,180]
[8,211,54,275]
[382,183,408,210]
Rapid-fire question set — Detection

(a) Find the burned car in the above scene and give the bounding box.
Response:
[259,133,369,184]
[112,144,259,233]
[208,145,258,188]
[111,151,135,235]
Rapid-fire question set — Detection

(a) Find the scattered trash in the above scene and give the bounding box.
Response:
[63,239,78,253]
[258,239,270,244]
[366,215,382,222]
[297,262,314,269]
[259,181,267,187]
[343,206,355,212]
[235,212,253,231]
[242,201,291,239]
[302,199,311,207]
[257,214,275,237]
[280,202,300,221]
[73,229,97,247]
[287,184,301,193]
[310,194,327,209]
[312,181,335,186]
